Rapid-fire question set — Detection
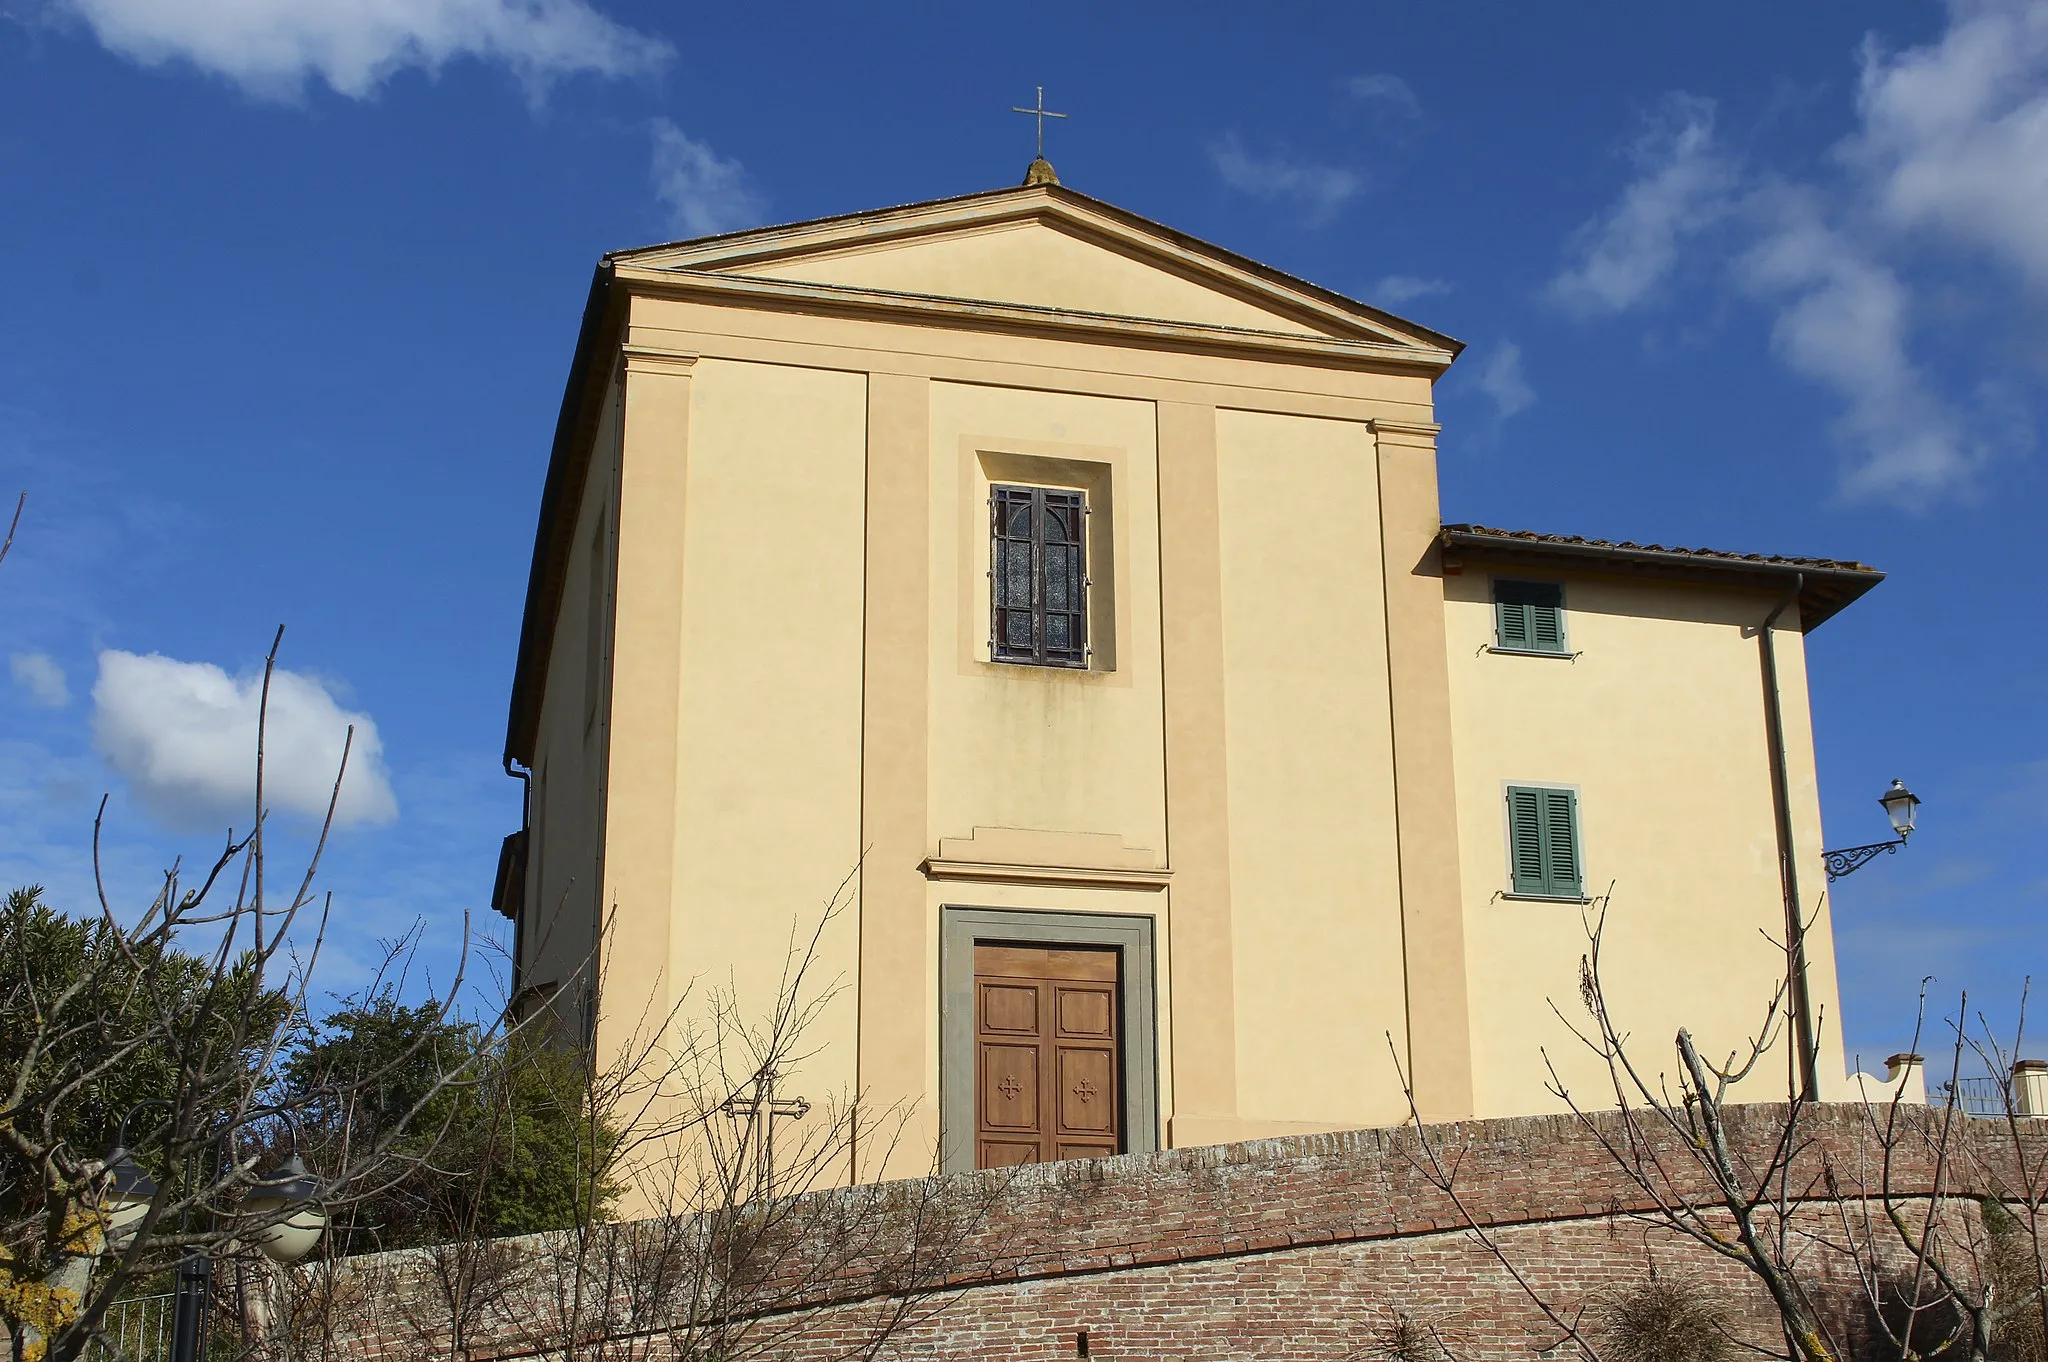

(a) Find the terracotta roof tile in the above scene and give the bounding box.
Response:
[1441,524,1879,576]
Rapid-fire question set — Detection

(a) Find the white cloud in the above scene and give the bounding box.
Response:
[1208,134,1362,226]
[55,0,668,100]
[92,650,397,832]
[1476,341,1535,420]
[1371,274,1451,306]
[10,652,69,708]
[650,120,764,239]
[1851,0,2048,289]
[1737,187,1978,501]
[1346,72,1420,118]
[1548,20,2044,504]
[1548,94,1739,314]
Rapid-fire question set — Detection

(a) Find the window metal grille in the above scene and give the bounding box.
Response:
[990,485,1088,668]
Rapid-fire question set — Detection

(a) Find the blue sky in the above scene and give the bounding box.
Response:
[1,1,2043,1073]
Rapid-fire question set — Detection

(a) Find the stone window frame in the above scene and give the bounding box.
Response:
[938,906,1160,1175]
[968,446,1121,674]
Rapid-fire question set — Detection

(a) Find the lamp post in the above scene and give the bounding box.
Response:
[166,1148,327,1362]
[104,1112,329,1362]
[1823,779,1922,881]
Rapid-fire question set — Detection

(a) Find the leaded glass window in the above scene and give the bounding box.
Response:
[990,484,1087,668]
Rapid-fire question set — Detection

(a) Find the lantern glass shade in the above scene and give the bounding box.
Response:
[1880,779,1921,837]
[244,1153,326,1265]
[103,1154,156,1251]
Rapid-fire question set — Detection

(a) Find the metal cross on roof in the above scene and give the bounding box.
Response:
[1011,86,1067,160]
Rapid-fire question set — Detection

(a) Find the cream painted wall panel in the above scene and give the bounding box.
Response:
[1447,575,1821,1117]
[671,358,868,1118]
[1213,408,1409,1129]
[742,221,1328,337]
[925,381,1167,862]
[526,372,620,1023]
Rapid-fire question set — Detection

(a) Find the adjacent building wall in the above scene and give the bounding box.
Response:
[1445,567,1850,1117]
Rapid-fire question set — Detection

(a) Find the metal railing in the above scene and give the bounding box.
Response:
[93,1291,174,1361]
[1940,1076,2011,1117]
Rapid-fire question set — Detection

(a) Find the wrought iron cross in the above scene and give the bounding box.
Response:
[1012,86,1067,160]
[719,1065,810,1197]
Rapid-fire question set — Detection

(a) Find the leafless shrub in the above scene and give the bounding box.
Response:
[1592,1273,1734,1362]
[1361,1306,1455,1362]
[1392,887,2048,1362]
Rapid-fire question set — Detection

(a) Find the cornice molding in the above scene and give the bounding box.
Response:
[612,266,1453,373]
[921,858,1172,891]
[618,342,699,377]
[611,186,1460,357]
[1368,417,1443,447]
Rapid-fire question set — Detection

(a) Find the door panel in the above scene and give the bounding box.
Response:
[1056,985,1113,1038]
[973,943,1121,1169]
[980,983,1039,1034]
[1057,1047,1116,1138]
[979,1140,1040,1167]
[979,1043,1040,1132]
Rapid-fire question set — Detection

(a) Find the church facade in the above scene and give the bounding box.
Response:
[497,175,1886,1184]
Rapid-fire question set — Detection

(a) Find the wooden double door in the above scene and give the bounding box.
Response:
[973,943,1121,1168]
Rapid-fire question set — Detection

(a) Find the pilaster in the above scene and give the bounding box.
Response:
[1156,400,1240,1132]
[597,338,696,1072]
[1371,417,1476,1122]
[856,372,933,1177]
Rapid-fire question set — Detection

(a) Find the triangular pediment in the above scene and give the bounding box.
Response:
[609,185,1458,356]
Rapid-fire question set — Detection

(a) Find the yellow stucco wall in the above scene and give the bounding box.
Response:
[1213,409,1411,1131]
[1445,569,1850,1117]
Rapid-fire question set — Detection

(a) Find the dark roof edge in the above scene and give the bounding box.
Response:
[1438,524,1884,631]
[505,263,618,767]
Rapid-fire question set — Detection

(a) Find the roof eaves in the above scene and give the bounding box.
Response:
[504,261,623,766]
[1438,524,1885,631]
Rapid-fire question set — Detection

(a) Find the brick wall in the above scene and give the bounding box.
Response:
[294,1104,2040,1360]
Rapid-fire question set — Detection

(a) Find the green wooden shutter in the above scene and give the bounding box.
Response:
[1540,788,1581,896]
[1508,788,1546,894]
[1495,580,1566,654]
[1508,786,1582,896]
[1497,598,1532,650]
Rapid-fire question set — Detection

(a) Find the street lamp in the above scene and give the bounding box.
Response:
[101,1151,157,1252]
[243,1151,327,1265]
[106,1109,329,1362]
[1879,778,1921,838]
[1824,778,1922,881]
